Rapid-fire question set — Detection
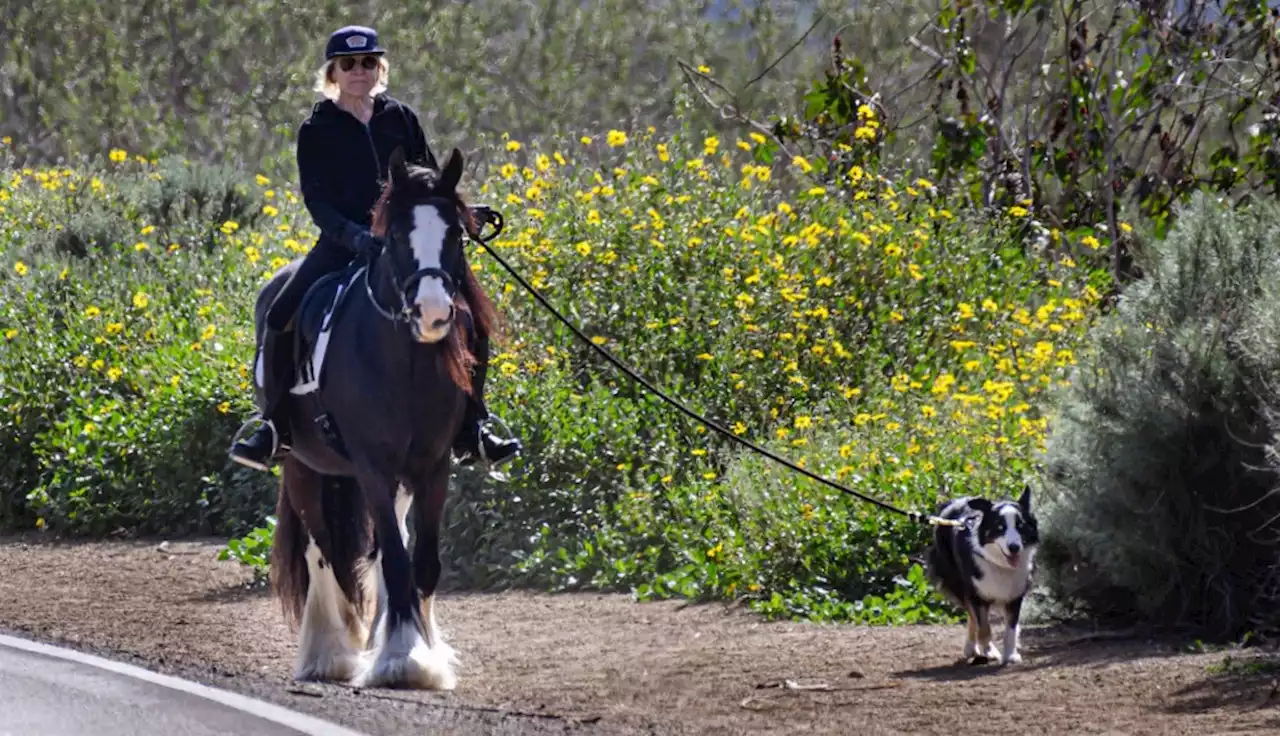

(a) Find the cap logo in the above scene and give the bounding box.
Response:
[346,35,368,49]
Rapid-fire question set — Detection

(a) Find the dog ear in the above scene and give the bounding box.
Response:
[1018,483,1032,514]
[963,497,992,533]
[967,497,994,514]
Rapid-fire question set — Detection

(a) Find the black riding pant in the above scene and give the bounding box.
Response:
[266,239,355,332]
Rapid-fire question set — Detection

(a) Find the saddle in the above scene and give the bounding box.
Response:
[267,261,367,461]
[288,262,366,395]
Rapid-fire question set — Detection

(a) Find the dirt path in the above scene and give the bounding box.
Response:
[0,535,1276,735]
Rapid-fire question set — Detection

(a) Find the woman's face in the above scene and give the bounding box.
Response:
[333,54,380,97]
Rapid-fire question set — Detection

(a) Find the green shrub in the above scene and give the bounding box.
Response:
[1038,194,1280,641]
[0,158,282,536]
[435,123,1107,620]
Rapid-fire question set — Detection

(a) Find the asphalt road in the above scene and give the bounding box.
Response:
[0,633,365,736]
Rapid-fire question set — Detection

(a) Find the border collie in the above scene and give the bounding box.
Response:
[926,485,1039,665]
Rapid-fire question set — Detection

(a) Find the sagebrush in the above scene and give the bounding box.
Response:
[1038,193,1280,641]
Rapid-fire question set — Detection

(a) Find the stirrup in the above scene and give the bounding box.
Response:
[234,414,283,448]
[480,413,515,443]
[229,416,284,469]
[452,439,515,482]
[478,416,521,481]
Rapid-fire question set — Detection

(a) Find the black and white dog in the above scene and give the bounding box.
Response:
[926,485,1039,665]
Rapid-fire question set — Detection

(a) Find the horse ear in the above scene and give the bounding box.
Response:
[389,146,409,188]
[440,147,464,191]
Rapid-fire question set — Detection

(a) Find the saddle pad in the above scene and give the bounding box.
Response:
[290,266,366,396]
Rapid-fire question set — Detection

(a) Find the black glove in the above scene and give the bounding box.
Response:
[471,204,496,224]
[469,205,503,242]
[345,227,382,257]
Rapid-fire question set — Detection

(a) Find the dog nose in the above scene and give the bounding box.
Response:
[1008,542,1022,554]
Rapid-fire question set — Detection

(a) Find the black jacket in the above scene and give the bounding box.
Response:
[295,94,438,252]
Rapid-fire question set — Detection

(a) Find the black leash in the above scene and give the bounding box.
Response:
[465,207,959,528]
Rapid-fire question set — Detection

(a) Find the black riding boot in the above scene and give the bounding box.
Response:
[229,328,293,471]
[453,331,521,467]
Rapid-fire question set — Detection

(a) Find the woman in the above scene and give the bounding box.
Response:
[229,24,521,472]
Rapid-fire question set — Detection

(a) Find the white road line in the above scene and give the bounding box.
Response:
[0,632,366,736]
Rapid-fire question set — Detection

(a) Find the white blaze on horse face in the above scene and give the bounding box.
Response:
[408,204,455,341]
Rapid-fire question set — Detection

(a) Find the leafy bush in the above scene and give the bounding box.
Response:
[0,152,288,535]
[441,117,1108,621]
[1,123,1108,621]
[1038,193,1280,641]
[217,515,277,585]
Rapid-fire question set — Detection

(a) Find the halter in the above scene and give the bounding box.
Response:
[363,203,504,327]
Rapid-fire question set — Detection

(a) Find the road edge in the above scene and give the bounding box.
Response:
[0,631,367,736]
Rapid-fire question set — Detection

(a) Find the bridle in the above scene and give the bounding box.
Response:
[363,202,504,327]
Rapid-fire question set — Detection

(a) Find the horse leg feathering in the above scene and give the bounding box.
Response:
[350,461,454,691]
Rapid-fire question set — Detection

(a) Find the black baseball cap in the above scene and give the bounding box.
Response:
[325,26,386,60]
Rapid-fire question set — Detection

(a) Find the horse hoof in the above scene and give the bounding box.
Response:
[351,645,457,691]
[351,618,458,691]
[294,652,361,683]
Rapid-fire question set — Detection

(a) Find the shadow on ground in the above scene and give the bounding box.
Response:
[189,581,273,605]
[891,622,1194,683]
[1155,652,1280,722]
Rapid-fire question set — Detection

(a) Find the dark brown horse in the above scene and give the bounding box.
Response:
[258,146,497,689]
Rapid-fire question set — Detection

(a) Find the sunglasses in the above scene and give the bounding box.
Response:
[337,55,380,72]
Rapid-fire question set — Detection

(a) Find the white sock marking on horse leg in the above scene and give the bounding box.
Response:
[352,610,455,691]
[394,487,413,549]
[356,553,379,645]
[295,536,361,682]
[351,524,456,690]
[421,594,457,664]
[363,553,389,651]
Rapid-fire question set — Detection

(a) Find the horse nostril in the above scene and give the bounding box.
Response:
[430,309,455,331]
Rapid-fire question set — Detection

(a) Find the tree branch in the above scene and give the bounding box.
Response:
[742,10,829,91]
[675,59,797,160]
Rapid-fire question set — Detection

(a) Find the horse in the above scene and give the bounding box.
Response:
[253,145,499,690]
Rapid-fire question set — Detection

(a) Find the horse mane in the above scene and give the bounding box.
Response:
[367,166,504,395]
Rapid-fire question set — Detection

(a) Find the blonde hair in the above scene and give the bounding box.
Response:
[313,56,390,100]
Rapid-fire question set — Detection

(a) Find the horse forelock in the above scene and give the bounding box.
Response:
[370,163,480,241]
